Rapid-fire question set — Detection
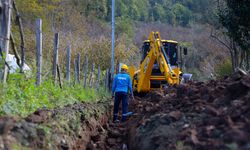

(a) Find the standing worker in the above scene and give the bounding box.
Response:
[112,64,134,122]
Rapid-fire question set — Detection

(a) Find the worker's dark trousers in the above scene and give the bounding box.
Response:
[113,92,128,122]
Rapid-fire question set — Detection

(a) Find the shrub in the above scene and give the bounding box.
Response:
[215,59,233,78]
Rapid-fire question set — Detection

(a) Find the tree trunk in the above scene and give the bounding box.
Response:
[10,33,21,67]
[229,49,235,72]
[247,50,249,71]
[57,64,62,89]
[233,42,239,71]
[239,50,244,68]
[210,29,236,72]
[77,53,80,84]
[13,0,25,73]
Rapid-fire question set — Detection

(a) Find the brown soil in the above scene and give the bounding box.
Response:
[137,74,250,149]
[91,73,250,150]
[0,102,110,149]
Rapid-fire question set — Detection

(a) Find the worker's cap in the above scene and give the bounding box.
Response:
[121,64,128,70]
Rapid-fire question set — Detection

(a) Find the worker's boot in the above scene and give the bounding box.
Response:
[121,116,127,122]
[113,114,119,123]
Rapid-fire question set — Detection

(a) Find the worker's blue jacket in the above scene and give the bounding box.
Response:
[112,72,133,95]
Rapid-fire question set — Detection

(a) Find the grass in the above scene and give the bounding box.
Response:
[0,73,110,117]
[215,59,233,78]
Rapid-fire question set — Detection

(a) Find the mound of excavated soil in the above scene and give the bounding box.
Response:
[126,73,250,150]
[0,102,110,149]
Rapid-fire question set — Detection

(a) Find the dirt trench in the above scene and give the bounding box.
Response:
[0,99,131,150]
[90,72,250,150]
[0,73,250,150]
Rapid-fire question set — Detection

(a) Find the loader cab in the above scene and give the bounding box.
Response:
[141,40,178,66]
[141,41,150,61]
[162,40,178,66]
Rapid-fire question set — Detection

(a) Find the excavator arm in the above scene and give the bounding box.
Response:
[156,33,181,85]
[136,33,157,92]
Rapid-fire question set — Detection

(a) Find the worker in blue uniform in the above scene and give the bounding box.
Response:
[112,64,134,122]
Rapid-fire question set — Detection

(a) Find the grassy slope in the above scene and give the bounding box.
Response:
[0,74,109,117]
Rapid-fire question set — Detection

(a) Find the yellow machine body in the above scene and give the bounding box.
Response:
[130,32,182,93]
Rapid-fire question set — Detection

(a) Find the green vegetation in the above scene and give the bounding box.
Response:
[219,0,250,52]
[16,0,215,27]
[218,0,250,70]
[0,74,109,117]
[215,59,233,78]
[116,0,214,26]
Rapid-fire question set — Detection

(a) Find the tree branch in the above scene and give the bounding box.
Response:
[10,32,21,67]
[210,29,232,51]
[12,0,25,73]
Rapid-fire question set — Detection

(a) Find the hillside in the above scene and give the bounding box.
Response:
[13,0,228,80]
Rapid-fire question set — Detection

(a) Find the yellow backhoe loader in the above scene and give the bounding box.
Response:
[129,31,191,93]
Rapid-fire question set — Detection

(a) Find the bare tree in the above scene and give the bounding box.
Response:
[210,28,240,72]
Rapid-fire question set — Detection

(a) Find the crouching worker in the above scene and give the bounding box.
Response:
[112,64,134,122]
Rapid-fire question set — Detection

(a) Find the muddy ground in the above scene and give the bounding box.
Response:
[0,73,249,150]
[126,73,250,150]
[91,72,250,150]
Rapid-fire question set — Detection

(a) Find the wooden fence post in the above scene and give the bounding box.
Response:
[52,33,59,82]
[108,69,112,91]
[57,64,62,89]
[66,44,71,82]
[2,0,12,83]
[105,69,109,91]
[36,19,42,86]
[77,53,80,84]
[74,58,77,85]
[83,57,88,88]
[96,66,101,89]
[89,63,95,87]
